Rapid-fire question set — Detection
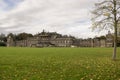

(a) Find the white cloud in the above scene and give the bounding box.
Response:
[0,0,105,38]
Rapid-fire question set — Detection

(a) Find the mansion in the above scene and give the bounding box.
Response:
[7,30,120,47]
[7,31,73,47]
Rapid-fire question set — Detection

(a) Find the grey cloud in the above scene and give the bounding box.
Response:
[0,0,100,38]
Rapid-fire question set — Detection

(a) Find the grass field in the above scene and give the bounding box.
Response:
[0,47,120,80]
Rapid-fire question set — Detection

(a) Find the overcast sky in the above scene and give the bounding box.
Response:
[0,0,108,38]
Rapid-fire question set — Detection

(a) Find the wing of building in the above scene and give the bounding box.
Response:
[7,31,74,47]
[7,30,120,47]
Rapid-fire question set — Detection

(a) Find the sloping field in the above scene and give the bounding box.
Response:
[0,47,120,80]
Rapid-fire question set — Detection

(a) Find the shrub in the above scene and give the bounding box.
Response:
[0,42,6,46]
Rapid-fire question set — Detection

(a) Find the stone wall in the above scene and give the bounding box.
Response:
[7,31,116,48]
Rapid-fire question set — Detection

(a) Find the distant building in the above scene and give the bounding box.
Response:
[78,31,115,47]
[7,36,15,47]
[118,27,120,37]
[7,30,120,47]
[7,30,73,47]
[106,31,113,47]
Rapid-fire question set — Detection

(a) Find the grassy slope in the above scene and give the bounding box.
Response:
[0,47,120,80]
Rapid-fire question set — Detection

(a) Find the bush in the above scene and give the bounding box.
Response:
[0,42,6,46]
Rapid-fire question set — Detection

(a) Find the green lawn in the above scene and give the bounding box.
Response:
[0,47,120,80]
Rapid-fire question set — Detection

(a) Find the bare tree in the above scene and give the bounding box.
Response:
[91,0,120,60]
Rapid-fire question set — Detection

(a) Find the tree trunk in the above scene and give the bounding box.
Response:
[112,34,117,60]
[112,0,117,60]
[112,22,117,60]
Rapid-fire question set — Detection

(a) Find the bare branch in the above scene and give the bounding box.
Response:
[95,0,113,6]
[91,0,120,60]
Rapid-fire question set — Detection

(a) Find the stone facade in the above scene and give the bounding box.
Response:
[7,31,73,47]
[7,31,120,47]
[79,31,114,47]
[7,36,15,47]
